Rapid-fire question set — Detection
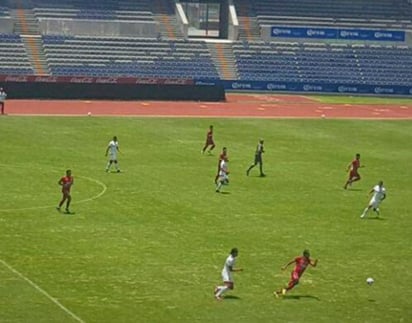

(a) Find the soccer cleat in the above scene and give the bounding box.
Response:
[215,295,223,301]
[56,207,61,212]
[65,209,71,214]
[246,170,250,176]
[281,288,286,295]
[360,214,366,218]
[260,173,266,177]
[214,286,219,295]
[374,208,380,215]
[273,291,280,298]
[117,169,121,173]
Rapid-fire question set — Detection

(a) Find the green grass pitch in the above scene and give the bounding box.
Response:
[0,116,411,323]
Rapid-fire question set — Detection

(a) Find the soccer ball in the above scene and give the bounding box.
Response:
[366,277,374,285]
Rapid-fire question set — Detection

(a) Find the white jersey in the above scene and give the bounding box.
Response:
[221,254,236,282]
[372,185,386,200]
[107,140,119,158]
[219,160,228,177]
[0,90,6,102]
[369,184,386,207]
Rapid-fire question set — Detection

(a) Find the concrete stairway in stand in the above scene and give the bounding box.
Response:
[11,8,39,35]
[234,0,261,40]
[151,0,184,39]
[21,35,50,75]
[207,42,238,80]
[11,7,50,75]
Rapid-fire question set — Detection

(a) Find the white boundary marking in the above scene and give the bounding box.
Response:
[0,259,85,323]
[0,168,107,212]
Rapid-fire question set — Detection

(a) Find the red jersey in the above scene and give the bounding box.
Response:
[293,256,311,275]
[219,152,227,162]
[351,159,360,171]
[60,176,74,191]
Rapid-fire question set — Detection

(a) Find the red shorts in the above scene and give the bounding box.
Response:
[206,139,214,146]
[291,271,301,282]
[349,170,360,179]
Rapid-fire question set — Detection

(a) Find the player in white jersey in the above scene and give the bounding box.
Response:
[214,248,243,301]
[105,136,120,172]
[361,181,386,218]
[215,158,229,193]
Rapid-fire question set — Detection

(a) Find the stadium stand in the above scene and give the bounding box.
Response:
[0,34,34,75]
[0,0,411,96]
[253,0,412,28]
[42,35,220,79]
[233,41,412,86]
[31,0,154,21]
[0,5,10,17]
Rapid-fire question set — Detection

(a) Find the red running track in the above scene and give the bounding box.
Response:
[3,94,412,119]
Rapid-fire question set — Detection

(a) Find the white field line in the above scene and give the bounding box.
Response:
[0,259,85,323]
[73,176,107,205]
[0,175,107,212]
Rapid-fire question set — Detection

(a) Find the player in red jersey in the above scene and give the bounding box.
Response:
[201,125,215,154]
[274,249,318,297]
[57,169,74,214]
[344,153,363,189]
[215,147,228,183]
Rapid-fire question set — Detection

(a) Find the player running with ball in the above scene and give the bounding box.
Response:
[274,249,318,297]
[360,180,386,218]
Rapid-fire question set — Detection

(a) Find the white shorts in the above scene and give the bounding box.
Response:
[222,271,233,283]
[108,153,118,161]
[219,174,229,184]
[369,197,381,209]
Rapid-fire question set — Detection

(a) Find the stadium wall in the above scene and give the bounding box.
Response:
[0,17,13,33]
[0,76,226,101]
[38,18,158,37]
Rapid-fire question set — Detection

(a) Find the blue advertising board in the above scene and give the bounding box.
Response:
[194,79,412,96]
[270,26,405,42]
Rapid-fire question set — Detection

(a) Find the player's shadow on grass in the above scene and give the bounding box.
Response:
[365,217,385,221]
[347,188,362,191]
[223,295,240,300]
[283,294,320,301]
[220,191,231,195]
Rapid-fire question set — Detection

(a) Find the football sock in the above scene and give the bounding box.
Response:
[216,286,229,297]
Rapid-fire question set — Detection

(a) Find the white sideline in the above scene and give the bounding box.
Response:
[0,259,85,323]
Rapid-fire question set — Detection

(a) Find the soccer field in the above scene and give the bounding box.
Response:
[0,116,411,323]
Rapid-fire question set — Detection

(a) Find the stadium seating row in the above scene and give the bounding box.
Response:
[42,36,220,79]
[233,40,412,86]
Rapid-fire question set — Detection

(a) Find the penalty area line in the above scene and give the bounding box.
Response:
[0,259,86,323]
